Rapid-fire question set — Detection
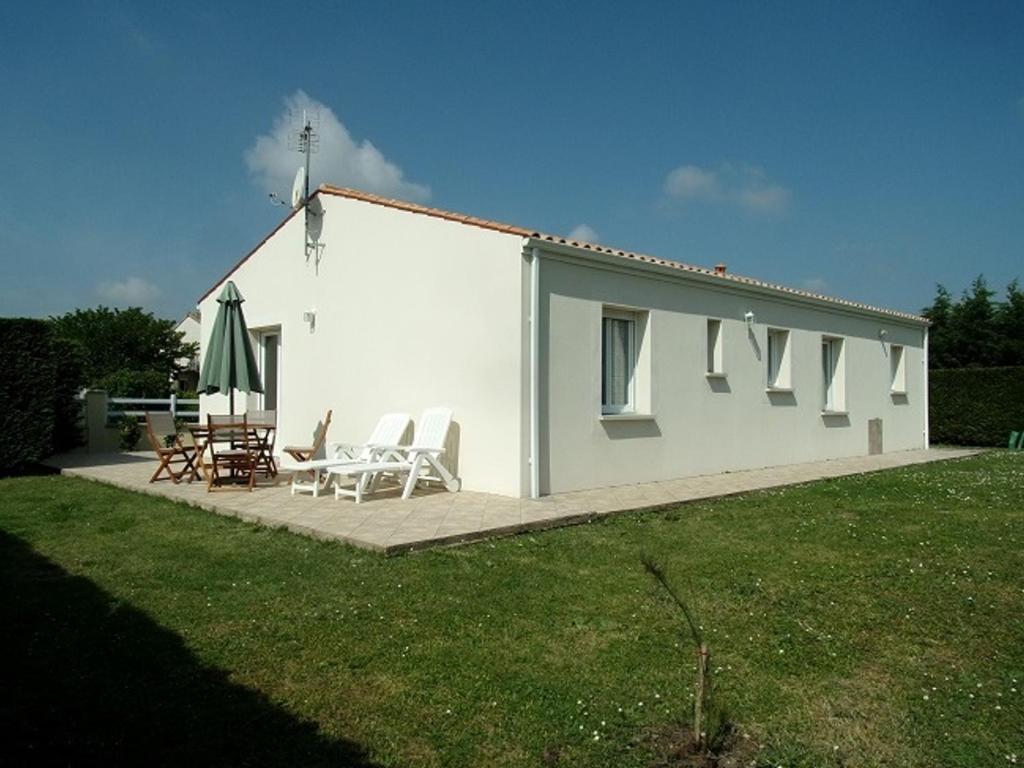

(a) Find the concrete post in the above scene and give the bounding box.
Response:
[84,389,109,454]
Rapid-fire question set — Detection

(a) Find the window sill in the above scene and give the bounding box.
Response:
[821,410,849,417]
[705,372,728,379]
[600,413,657,422]
[765,386,794,394]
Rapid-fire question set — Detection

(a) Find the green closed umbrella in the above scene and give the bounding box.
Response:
[198,281,263,414]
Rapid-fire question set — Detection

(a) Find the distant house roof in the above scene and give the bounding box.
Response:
[199,184,927,324]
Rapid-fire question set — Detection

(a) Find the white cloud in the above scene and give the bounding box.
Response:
[568,223,599,242]
[664,166,720,199]
[663,163,790,214]
[800,277,829,294]
[96,276,161,306]
[245,90,430,202]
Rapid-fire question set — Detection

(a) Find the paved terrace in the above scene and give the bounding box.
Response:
[48,448,981,555]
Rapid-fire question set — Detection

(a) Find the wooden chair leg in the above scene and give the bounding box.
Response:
[150,453,175,483]
[183,451,200,482]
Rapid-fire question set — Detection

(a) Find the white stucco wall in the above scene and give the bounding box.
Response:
[198,193,928,500]
[198,194,527,496]
[536,250,927,495]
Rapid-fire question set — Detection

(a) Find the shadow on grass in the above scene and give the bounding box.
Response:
[0,462,60,479]
[0,530,381,767]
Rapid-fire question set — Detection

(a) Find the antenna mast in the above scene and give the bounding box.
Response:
[296,109,318,208]
[288,109,319,212]
[284,108,321,263]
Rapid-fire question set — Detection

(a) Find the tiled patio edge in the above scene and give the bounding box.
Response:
[56,467,386,555]
[378,448,986,555]
[52,447,986,556]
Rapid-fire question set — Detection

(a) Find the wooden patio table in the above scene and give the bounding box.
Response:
[189,419,277,485]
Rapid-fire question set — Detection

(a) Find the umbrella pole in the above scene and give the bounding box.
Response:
[230,389,234,416]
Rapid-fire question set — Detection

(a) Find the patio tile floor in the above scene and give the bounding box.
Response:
[46,447,982,555]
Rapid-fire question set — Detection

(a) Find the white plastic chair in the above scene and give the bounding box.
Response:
[327,407,460,503]
[281,412,411,496]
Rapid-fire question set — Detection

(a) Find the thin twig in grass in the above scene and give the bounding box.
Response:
[642,554,722,753]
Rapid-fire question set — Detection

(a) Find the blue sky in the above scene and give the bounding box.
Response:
[1,0,1021,320]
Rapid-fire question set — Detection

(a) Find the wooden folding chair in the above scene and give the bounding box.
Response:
[145,412,199,484]
[247,409,277,477]
[283,409,333,463]
[206,414,257,492]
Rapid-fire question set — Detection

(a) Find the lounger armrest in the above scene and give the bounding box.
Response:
[406,446,444,456]
[323,442,360,459]
[329,442,367,454]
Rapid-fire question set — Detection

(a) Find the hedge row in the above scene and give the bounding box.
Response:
[0,319,83,475]
[929,366,1024,446]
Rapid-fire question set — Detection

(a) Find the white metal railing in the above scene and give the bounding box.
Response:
[108,394,200,422]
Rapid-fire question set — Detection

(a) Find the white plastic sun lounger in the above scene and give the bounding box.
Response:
[326,407,461,503]
[280,412,411,497]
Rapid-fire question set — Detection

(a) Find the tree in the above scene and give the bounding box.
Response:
[50,307,198,397]
[922,284,954,368]
[951,276,998,367]
[922,277,1024,368]
[995,279,1024,366]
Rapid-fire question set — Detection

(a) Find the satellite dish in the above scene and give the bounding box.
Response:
[291,166,306,208]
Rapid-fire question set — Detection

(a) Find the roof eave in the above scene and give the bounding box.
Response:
[527,236,928,326]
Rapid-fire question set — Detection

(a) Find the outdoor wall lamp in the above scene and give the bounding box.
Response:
[744,311,756,329]
[303,309,316,331]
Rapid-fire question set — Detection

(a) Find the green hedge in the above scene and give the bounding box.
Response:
[0,319,83,474]
[929,366,1024,446]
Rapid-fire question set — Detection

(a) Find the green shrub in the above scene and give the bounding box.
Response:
[97,368,171,398]
[0,319,83,474]
[929,366,1024,446]
[51,336,84,453]
[117,415,142,451]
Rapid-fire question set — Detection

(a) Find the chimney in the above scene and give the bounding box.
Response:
[714,263,727,276]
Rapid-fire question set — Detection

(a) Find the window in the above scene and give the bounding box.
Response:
[821,336,845,412]
[766,328,791,389]
[891,344,906,394]
[602,311,636,414]
[259,330,280,411]
[706,318,723,375]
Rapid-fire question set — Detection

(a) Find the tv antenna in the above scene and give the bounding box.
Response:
[288,108,319,208]
[266,108,324,265]
[269,108,319,208]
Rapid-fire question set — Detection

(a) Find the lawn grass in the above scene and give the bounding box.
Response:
[1,452,1022,766]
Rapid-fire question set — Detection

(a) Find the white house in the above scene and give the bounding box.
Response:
[172,310,201,392]
[197,186,928,499]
